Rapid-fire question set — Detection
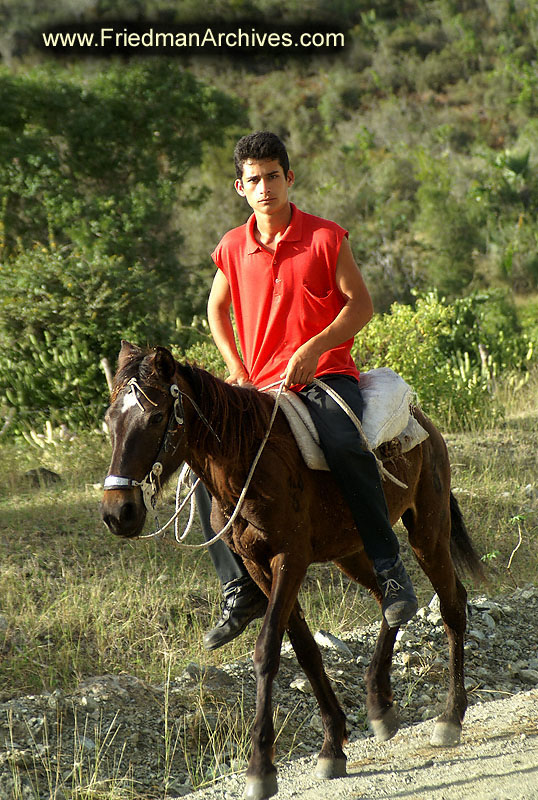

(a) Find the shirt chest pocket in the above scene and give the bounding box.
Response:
[302,282,334,301]
[301,284,338,329]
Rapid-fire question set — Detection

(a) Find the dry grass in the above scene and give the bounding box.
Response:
[0,370,536,701]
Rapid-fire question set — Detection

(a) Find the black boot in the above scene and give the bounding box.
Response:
[374,555,418,628]
[203,577,268,650]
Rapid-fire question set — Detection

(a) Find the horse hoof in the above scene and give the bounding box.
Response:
[244,773,278,800]
[370,706,399,742]
[430,720,461,747]
[314,757,347,779]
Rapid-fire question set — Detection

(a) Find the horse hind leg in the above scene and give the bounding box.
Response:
[430,570,468,747]
[333,553,400,742]
[286,602,347,779]
[403,507,468,747]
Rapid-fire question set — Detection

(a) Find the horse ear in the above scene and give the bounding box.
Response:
[153,346,176,382]
[118,340,142,369]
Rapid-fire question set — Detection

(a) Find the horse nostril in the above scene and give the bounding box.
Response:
[120,502,137,524]
[102,512,119,533]
[101,499,142,537]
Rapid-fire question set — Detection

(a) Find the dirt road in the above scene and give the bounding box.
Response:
[189,688,538,800]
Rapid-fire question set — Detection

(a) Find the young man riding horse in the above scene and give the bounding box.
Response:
[200,131,418,649]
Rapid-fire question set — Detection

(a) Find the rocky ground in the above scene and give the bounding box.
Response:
[195,688,538,800]
[1,585,537,799]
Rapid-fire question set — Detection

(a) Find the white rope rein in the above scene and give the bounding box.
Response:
[138,463,199,540]
[139,379,286,548]
[137,374,406,547]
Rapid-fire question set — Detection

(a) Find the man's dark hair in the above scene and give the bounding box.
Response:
[234,131,290,180]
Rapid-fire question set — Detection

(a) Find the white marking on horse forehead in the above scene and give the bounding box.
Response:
[121,390,139,413]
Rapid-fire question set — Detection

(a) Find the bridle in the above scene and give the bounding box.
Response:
[103,374,287,548]
[104,375,222,512]
[103,378,186,511]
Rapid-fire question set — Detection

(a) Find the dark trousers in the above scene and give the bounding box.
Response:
[299,374,399,561]
[198,374,399,585]
[195,480,245,585]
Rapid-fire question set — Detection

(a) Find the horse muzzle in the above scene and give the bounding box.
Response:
[100,487,146,538]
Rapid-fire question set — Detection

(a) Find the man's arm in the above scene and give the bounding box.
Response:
[207,270,251,385]
[283,236,373,387]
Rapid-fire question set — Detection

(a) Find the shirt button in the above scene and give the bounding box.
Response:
[275,278,281,284]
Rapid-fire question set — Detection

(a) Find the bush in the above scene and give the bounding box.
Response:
[164,291,534,434]
[0,246,166,432]
[0,60,243,432]
[353,290,534,430]
[176,322,228,378]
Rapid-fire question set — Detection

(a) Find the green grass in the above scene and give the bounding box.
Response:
[1,370,537,702]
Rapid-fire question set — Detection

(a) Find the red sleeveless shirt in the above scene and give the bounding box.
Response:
[211,203,360,389]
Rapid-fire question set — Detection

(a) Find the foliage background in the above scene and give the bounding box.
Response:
[0,9,537,793]
[0,0,537,431]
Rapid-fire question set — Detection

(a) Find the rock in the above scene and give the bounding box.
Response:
[468,629,486,643]
[512,585,537,601]
[1,585,537,798]
[395,629,412,645]
[314,630,353,656]
[428,593,441,611]
[23,468,62,487]
[180,661,203,681]
[309,713,324,732]
[290,677,313,694]
[518,669,538,685]
[504,638,520,650]
[481,612,496,629]
[77,735,96,752]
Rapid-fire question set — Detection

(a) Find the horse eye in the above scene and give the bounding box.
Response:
[149,412,164,425]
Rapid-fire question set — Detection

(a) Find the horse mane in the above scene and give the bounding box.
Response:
[178,362,277,462]
[110,346,288,470]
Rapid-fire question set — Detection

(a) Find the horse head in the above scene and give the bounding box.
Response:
[100,341,187,538]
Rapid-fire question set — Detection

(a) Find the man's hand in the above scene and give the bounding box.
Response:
[282,341,321,388]
[225,365,253,387]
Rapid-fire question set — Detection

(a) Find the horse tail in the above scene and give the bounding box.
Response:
[449,491,485,582]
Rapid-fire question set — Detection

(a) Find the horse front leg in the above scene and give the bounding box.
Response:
[245,553,306,800]
[286,603,347,778]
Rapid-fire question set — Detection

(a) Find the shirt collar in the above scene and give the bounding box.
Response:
[246,203,303,254]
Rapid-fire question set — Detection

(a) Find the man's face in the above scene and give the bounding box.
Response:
[235,158,294,215]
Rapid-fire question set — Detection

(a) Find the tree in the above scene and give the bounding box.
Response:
[0,59,244,428]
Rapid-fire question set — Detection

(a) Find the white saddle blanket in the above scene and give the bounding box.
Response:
[274,369,429,471]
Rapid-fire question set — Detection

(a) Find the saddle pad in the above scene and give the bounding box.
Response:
[359,367,413,449]
[272,369,429,472]
[277,391,328,470]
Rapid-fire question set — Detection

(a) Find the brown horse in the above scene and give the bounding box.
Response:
[101,341,484,800]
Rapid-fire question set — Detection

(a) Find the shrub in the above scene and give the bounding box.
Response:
[0,246,166,432]
[353,290,533,430]
[172,291,533,433]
